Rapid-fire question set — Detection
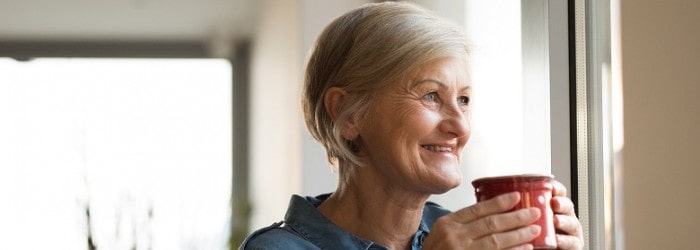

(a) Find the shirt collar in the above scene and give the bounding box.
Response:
[283,193,449,250]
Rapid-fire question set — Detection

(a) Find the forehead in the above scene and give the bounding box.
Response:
[404,57,471,86]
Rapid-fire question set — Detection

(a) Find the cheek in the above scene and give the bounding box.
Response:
[390,101,419,122]
[377,102,425,133]
[403,109,441,135]
[378,107,435,151]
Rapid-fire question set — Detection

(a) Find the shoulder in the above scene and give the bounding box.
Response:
[239,222,319,250]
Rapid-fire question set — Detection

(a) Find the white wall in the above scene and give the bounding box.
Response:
[620,0,700,249]
[249,0,303,230]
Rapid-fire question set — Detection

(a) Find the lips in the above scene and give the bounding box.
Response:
[421,145,454,152]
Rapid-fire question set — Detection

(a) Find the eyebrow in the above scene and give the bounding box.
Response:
[412,79,471,92]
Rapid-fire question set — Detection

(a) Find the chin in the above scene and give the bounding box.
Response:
[428,174,462,194]
[418,161,463,193]
[429,184,459,195]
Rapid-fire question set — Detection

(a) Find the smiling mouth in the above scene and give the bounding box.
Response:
[421,145,454,152]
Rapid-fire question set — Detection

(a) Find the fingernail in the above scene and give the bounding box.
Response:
[529,207,541,217]
[507,192,520,200]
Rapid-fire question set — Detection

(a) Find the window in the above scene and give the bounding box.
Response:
[0,58,232,250]
[415,0,571,211]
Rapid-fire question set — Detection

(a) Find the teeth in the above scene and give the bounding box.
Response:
[422,145,452,152]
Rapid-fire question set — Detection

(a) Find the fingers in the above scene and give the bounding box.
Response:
[552,196,584,249]
[551,196,576,216]
[452,192,521,223]
[431,192,542,249]
[556,233,585,250]
[552,180,568,197]
[467,207,541,238]
[505,245,535,250]
[473,224,540,249]
[434,186,583,249]
[554,214,582,236]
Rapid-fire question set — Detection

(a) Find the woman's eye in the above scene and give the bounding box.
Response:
[458,96,470,106]
[422,92,438,102]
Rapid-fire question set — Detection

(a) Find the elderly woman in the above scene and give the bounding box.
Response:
[241,2,583,250]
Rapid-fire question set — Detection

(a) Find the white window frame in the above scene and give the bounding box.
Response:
[573,0,618,249]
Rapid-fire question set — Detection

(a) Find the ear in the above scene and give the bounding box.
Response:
[324,87,359,140]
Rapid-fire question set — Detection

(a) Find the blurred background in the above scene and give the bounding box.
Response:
[2,0,699,249]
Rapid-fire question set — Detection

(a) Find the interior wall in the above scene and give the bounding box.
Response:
[620,0,700,249]
[248,0,303,231]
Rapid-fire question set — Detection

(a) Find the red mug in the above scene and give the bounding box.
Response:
[471,174,557,249]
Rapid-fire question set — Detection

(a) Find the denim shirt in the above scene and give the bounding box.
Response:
[240,193,451,250]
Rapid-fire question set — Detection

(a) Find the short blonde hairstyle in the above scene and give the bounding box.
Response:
[302,2,470,185]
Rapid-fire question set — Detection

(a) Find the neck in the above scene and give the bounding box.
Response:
[318,168,430,250]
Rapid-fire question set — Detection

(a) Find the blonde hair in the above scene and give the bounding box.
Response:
[302,2,470,185]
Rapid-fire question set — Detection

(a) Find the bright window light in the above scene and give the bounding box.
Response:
[0,58,232,250]
[429,1,552,210]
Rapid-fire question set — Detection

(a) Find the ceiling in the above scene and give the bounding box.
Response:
[0,0,258,43]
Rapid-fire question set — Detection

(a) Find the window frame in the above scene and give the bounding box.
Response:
[570,0,618,249]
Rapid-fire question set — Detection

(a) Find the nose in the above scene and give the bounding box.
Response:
[439,103,470,139]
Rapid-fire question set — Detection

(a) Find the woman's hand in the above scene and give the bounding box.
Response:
[551,181,584,250]
[422,192,541,250]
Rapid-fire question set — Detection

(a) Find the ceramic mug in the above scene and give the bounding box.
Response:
[471,174,557,249]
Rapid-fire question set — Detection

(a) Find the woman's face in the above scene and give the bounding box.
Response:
[356,57,471,194]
